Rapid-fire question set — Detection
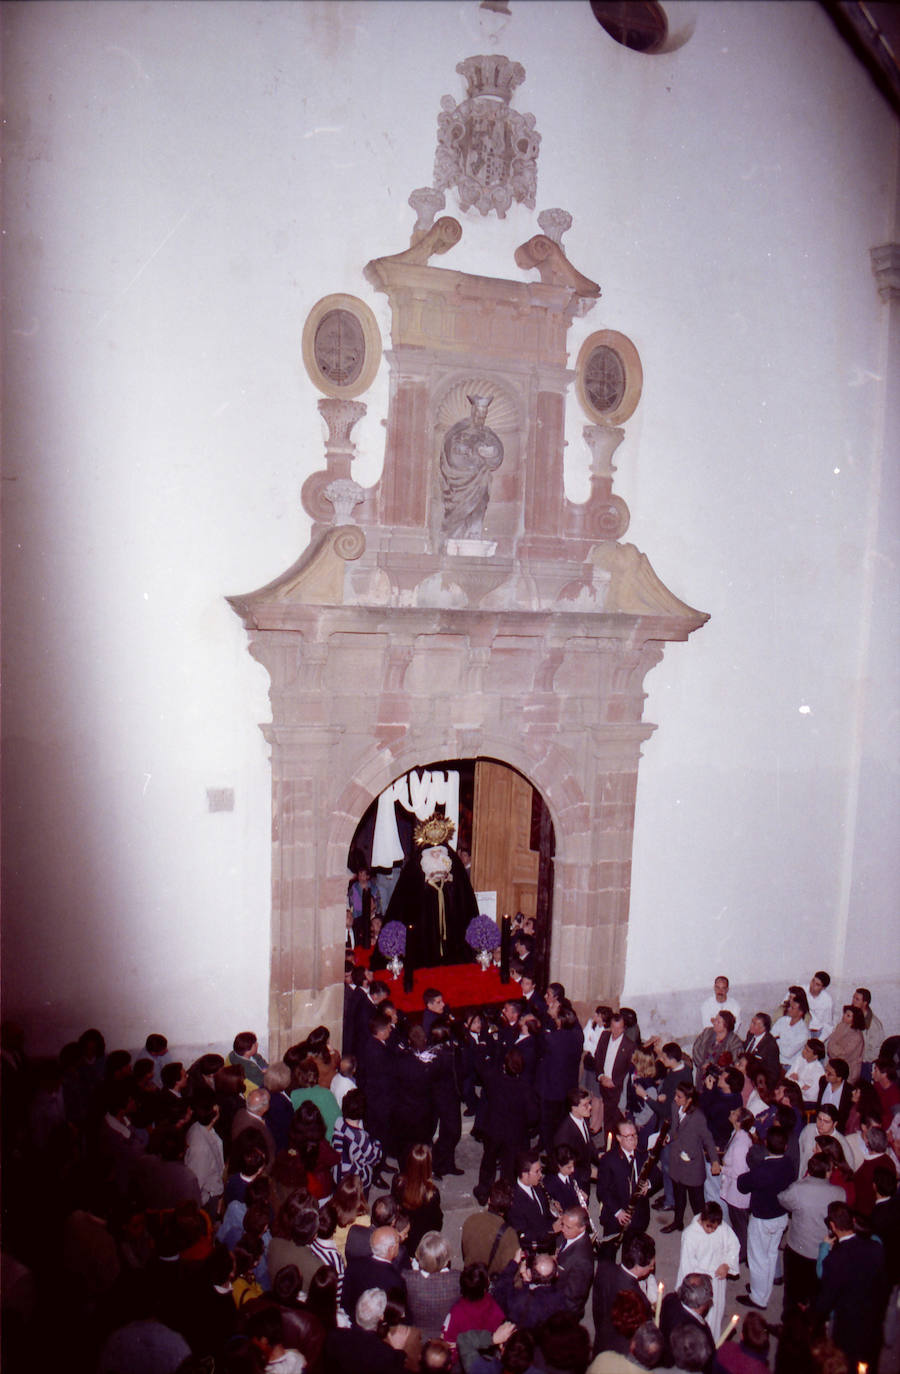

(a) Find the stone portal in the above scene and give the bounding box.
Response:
[228,54,708,1055]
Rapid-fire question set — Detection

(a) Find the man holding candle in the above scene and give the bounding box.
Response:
[596,1119,650,1251]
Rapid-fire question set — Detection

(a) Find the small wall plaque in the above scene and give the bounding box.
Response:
[302,293,382,399]
[575,329,643,425]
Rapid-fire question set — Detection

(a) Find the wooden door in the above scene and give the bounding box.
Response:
[470,760,539,919]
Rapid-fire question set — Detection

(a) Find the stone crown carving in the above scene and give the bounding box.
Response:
[432,53,541,218]
[456,53,525,103]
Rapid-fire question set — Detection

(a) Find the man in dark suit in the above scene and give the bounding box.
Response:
[519,973,550,1027]
[358,1010,399,1162]
[660,1272,714,1371]
[492,1250,569,1328]
[555,1206,595,1318]
[816,1200,887,1370]
[593,1011,635,1135]
[815,1057,853,1130]
[742,1012,781,1087]
[341,1225,408,1320]
[544,1144,582,1213]
[591,1231,655,1356]
[870,1165,900,1288]
[508,1148,556,1246]
[497,1000,523,1053]
[596,1119,650,1247]
[553,1087,600,1198]
[326,1286,407,1374]
[351,978,391,1065]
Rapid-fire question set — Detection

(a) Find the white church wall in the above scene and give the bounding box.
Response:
[2,0,897,1056]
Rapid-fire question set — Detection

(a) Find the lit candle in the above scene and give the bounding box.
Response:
[654,1281,664,1324]
[606,1131,613,1154]
[858,1365,868,1374]
[716,1315,739,1349]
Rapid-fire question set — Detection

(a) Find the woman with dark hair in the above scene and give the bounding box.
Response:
[307,1201,345,1303]
[442,1261,505,1358]
[282,1101,339,1202]
[215,1063,249,1150]
[304,1265,340,1341]
[692,1011,744,1085]
[842,1077,881,1139]
[219,1171,273,1252]
[288,1059,340,1140]
[377,1295,422,1372]
[826,1005,866,1085]
[332,1172,371,1257]
[304,1025,341,1092]
[815,1135,856,1208]
[266,1196,325,1291]
[460,1010,492,1120]
[663,1083,718,1234]
[536,1001,584,1150]
[223,1137,269,1208]
[185,1052,225,1106]
[392,1142,443,1257]
[719,1105,755,1265]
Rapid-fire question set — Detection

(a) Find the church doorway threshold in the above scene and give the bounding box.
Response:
[347,757,555,994]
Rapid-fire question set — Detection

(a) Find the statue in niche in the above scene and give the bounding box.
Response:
[439,394,504,541]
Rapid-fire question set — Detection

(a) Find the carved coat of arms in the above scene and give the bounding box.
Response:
[433,55,540,218]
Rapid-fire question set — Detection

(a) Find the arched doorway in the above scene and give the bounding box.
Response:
[347,757,555,992]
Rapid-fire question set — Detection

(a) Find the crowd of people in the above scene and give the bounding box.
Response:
[1,967,898,1374]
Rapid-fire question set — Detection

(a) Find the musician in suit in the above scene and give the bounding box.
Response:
[544,1144,582,1213]
[591,1231,656,1356]
[508,1148,556,1246]
[592,1011,635,1136]
[553,1087,600,1198]
[596,1119,651,1250]
[742,1013,781,1088]
[555,1206,595,1318]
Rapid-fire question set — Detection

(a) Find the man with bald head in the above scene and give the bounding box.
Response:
[230,1087,276,1167]
[341,1225,408,1320]
[492,1246,569,1328]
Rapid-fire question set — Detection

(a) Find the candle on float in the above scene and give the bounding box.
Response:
[654,1281,664,1324]
[716,1315,739,1349]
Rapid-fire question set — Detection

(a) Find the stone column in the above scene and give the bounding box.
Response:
[263,725,345,1053]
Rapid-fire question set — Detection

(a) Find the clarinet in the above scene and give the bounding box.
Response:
[610,1122,670,1249]
[572,1175,603,1251]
